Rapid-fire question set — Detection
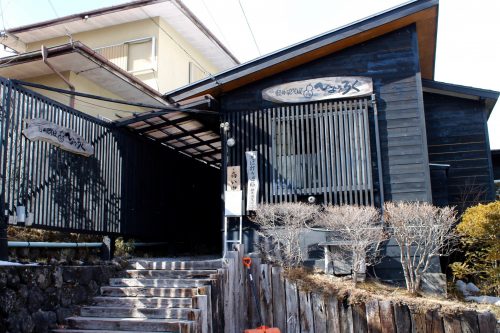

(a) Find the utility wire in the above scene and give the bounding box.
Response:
[47,0,74,43]
[238,0,261,56]
[139,8,221,87]
[200,0,229,46]
[0,0,7,32]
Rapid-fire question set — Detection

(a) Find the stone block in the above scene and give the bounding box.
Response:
[421,273,447,297]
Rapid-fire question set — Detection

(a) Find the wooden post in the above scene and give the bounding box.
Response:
[365,300,381,333]
[409,309,426,333]
[378,301,396,333]
[312,293,327,333]
[460,311,480,333]
[299,289,314,333]
[259,264,274,326]
[425,309,444,333]
[477,312,496,333]
[326,296,341,333]
[285,280,300,333]
[339,301,354,333]
[443,315,461,333]
[192,295,208,333]
[393,303,411,333]
[352,303,368,332]
[234,244,245,333]
[247,255,261,327]
[224,251,238,333]
[271,266,286,332]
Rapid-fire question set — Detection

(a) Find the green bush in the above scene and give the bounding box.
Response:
[115,237,135,257]
[450,201,500,296]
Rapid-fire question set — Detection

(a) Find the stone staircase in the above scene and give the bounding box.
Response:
[53,258,224,333]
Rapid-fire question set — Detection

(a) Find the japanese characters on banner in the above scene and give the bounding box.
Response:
[245,151,259,211]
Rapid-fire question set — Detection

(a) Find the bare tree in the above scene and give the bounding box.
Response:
[252,202,319,267]
[384,201,458,294]
[318,205,386,286]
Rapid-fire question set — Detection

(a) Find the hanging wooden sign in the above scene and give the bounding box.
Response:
[245,151,259,211]
[22,118,94,157]
[227,166,241,191]
[262,76,373,103]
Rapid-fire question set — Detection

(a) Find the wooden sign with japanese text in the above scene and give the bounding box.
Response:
[227,166,241,191]
[262,76,373,103]
[22,118,94,157]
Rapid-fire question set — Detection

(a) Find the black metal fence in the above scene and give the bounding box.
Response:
[0,79,122,233]
[0,78,222,247]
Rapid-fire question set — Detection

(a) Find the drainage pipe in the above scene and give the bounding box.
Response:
[7,241,168,248]
[8,241,101,248]
[41,45,75,108]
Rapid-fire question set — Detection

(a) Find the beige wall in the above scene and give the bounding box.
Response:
[26,17,222,95]
[26,18,160,52]
[156,16,218,93]
[27,72,144,120]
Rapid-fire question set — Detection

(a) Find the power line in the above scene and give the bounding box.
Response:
[139,8,221,87]
[47,0,74,43]
[46,0,59,17]
[0,0,6,32]
[238,0,261,56]
[201,0,229,46]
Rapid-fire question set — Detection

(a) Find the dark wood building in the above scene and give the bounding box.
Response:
[163,0,498,276]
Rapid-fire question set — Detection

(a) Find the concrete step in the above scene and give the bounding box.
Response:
[66,317,195,332]
[109,278,213,288]
[100,286,199,298]
[132,259,223,270]
[92,296,192,308]
[125,269,218,279]
[81,306,200,320]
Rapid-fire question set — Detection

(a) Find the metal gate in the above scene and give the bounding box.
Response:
[0,79,121,233]
[224,98,376,206]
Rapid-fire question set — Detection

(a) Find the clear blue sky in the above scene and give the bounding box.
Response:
[1,0,499,149]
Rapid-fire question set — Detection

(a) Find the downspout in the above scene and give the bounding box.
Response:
[41,45,75,108]
[371,94,385,211]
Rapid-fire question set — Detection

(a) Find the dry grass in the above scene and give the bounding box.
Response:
[8,225,101,242]
[285,268,500,317]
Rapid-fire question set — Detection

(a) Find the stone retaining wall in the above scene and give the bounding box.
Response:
[0,264,124,333]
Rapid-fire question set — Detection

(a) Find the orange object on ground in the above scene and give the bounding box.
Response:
[243,257,281,333]
[244,326,281,333]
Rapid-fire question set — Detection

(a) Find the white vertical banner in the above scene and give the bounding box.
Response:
[245,151,259,211]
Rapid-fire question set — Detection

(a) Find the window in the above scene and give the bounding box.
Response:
[271,100,374,205]
[95,37,156,73]
[189,62,207,83]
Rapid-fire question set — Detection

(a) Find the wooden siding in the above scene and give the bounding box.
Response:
[221,25,432,204]
[424,92,495,209]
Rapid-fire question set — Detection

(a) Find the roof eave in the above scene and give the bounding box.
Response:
[0,42,169,106]
[165,0,439,103]
[422,79,499,118]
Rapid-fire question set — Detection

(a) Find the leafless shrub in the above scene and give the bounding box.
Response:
[252,202,320,267]
[456,178,489,214]
[317,205,387,286]
[384,201,458,294]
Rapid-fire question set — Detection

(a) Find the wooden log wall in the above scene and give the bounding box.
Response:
[213,245,497,333]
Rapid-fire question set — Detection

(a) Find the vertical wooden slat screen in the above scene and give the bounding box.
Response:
[226,99,374,208]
